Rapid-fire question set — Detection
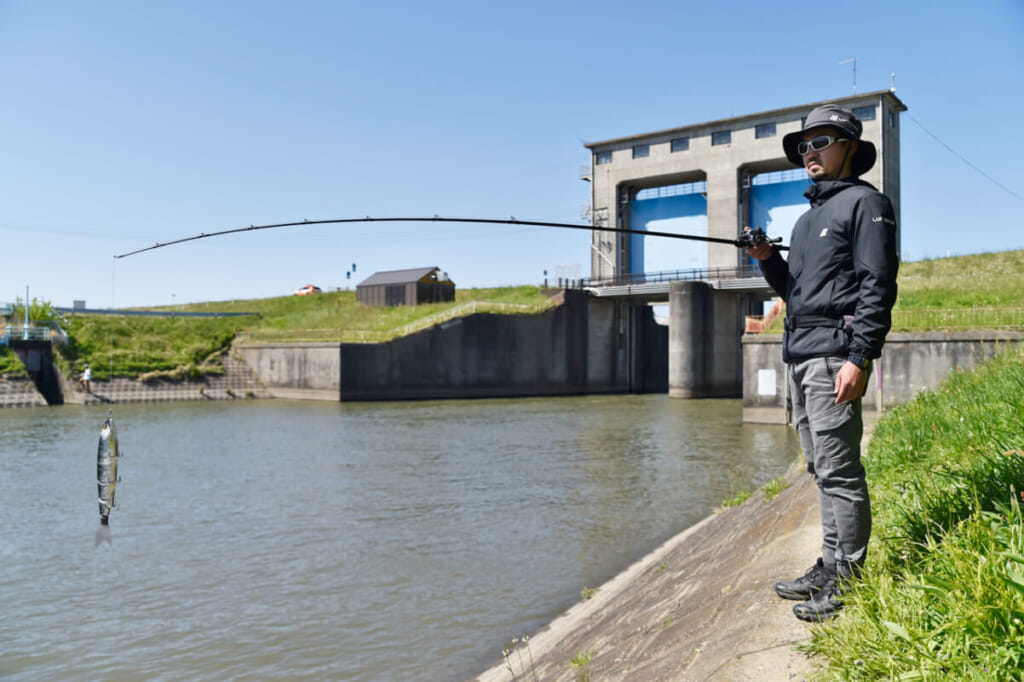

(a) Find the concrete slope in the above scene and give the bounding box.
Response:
[0,376,48,408]
[476,461,825,682]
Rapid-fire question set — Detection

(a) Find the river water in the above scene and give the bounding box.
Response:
[0,395,798,681]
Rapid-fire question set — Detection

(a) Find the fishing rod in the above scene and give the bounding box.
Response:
[113,216,786,259]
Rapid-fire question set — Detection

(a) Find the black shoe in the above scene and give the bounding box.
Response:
[774,558,835,600]
[793,577,844,622]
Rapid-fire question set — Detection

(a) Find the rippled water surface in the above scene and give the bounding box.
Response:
[0,396,798,680]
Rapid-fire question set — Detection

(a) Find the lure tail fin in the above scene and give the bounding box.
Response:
[95,518,111,547]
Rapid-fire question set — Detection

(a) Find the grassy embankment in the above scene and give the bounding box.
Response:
[806,345,1024,680]
[28,248,1024,379]
[763,249,1024,331]
[53,286,553,380]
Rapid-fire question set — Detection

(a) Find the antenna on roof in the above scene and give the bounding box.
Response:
[839,57,857,93]
[890,72,896,92]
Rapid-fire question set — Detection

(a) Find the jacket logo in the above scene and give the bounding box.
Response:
[819,228,829,237]
[872,216,897,225]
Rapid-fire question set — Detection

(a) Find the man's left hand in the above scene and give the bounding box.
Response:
[834,361,869,404]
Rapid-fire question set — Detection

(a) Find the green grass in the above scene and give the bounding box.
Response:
[35,249,1024,378]
[761,476,790,501]
[895,249,1024,310]
[57,315,242,381]
[721,489,752,508]
[52,286,554,378]
[762,249,1024,333]
[804,346,1024,680]
[0,346,28,378]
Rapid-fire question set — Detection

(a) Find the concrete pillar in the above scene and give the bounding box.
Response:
[705,167,739,269]
[669,281,712,398]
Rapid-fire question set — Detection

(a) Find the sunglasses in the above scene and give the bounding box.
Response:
[797,135,849,156]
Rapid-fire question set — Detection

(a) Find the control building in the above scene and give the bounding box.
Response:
[583,90,906,282]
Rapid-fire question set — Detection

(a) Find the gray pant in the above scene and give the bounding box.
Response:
[790,356,870,577]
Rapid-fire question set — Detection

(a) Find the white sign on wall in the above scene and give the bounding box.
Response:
[757,369,777,396]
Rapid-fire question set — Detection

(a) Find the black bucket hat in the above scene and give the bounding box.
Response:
[782,104,876,177]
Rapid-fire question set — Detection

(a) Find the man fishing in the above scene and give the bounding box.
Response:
[744,104,899,622]
[79,362,91,393]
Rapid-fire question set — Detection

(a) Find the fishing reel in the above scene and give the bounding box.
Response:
[734,227,782,249]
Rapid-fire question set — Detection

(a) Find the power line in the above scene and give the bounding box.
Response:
[906,113,1024,201]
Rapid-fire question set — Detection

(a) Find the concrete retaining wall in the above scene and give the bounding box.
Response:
[338,291,624,400]
[237,292,666,402]
[234,343,341,401]
[742,330,1024,423]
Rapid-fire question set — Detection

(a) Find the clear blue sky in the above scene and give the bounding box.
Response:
[1,0,1021,308]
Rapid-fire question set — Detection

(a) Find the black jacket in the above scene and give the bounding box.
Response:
[759,178,899,363]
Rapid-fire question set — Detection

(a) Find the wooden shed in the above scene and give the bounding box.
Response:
[356,267,456,307]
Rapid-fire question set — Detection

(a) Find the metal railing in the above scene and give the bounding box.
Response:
[582,264,765,289]
[890,307,1024,332]
[1,323,68,345]
[744,307,1024,334]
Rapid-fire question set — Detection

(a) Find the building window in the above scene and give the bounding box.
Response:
[853,105,876,121]
[755,122,776,139]
[712,130,731,146]
[595,150,612,165]
[670,137,689,152]
[889,110,896,128]
[632,144,650,159]
[635,180,707,200]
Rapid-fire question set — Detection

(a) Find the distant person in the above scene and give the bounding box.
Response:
[79,363,92,393]
[744,104,899,622]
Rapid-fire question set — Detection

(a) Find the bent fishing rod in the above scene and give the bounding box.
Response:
[113,216,785,259]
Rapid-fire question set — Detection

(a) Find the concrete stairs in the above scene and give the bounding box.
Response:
[65,352,273,406]
[0,376,49,408]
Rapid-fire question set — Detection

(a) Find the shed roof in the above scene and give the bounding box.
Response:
[356,267,445,287]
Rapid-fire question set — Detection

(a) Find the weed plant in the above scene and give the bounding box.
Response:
[721,489,752,508]
[761,476,790,501]
[570,649,593,682]
[502,636,538,682]
[0,346,28,378]
[806,346,1024,680]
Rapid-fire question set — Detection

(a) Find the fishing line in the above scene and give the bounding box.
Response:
[109,257,116,384]
[113,216,787,259]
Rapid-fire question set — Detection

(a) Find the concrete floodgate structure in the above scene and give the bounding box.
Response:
[583,90,906,280]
